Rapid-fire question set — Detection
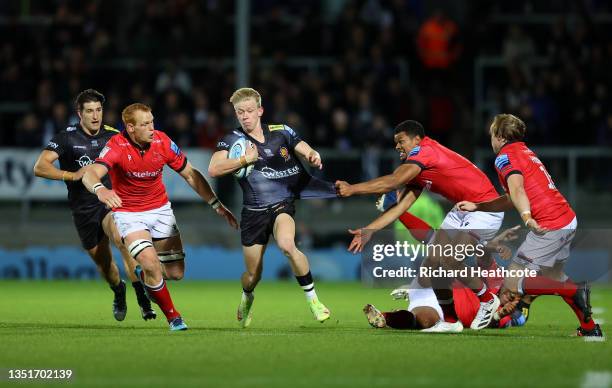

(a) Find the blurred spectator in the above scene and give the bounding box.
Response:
[15,113,42,148]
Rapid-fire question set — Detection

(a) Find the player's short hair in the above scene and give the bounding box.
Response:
[394,120,425,138]
[229,87,262,107]
[75,89,105,111]
[490,114,526,141]
[122,103,152,126]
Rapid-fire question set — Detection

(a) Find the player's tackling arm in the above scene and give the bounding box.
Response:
[33,150,85,182]
[457,194,513,212]
[294,141,322,170]
[180,162,239,229]
[347,189,420,253]
[82,163,122,209]
[208,147,258,178]
[336,163,421,197]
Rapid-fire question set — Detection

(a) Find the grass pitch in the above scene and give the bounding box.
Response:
[1,281,610,387]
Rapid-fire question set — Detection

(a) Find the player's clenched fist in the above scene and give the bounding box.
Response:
[335,180,353,197]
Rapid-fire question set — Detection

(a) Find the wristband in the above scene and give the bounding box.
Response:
[520,211,532,224]
[92,183,104,194]
[208,197,221,209]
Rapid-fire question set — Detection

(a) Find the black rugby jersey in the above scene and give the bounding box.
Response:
[216,124,336,207]
[44,123,118,211]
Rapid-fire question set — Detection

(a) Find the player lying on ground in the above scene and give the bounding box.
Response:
[457,114,602,337]
[83,103,238,331]
[336,120,506,329]
[208,88,338,327]
[378,190,533,327]
[34,89,154,321]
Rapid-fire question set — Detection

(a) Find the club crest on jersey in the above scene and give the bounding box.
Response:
[279,146,290,161]
[91,140,98,147]
[170,141,181,155]
[76,155,94,167]
[47,141,58,149]
[495,154,511,172]
[408,146,421,156]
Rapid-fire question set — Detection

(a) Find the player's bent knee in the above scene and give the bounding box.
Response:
[128,239,154,259]
[277,239,297,257]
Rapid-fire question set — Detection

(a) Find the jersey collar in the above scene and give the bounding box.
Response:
[497,140,522,155]
[121,130,151,151]
[76,123,101,138]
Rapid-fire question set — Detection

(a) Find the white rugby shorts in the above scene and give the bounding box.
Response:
[407,282,444,320]
[112,202,179,239]
[439,208,504,241]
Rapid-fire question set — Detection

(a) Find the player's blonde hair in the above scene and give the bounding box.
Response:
[489,113,526,141]
[122,103,152,126]
[229,87,262,107]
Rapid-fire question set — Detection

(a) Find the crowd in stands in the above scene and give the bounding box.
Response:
[1,0,612,155]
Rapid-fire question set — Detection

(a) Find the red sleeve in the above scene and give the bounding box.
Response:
[405,145,436,170]
[95,136,121,170]
[494,152,522,185]
[160,132,188,172]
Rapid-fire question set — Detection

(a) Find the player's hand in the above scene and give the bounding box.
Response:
[497,298,519,319]
[307,150,323,170]
[494,225,521,243]
[347,228,372,253]
[72,167,87,181]
[97,187,122,209]
[245,141,259,164]
[335,181,353,197]
[456,200,477,212]
[525,218,548,235]
[216,205,239,229]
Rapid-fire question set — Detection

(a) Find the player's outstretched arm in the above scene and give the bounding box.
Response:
[336,163,421,197]
[347,189,420,253]
[82,163,122,209]
[33,150,87,182]
[180,162,238,229]
[456,194,513,213]
[294,141,322,170]
[208,146,258,178]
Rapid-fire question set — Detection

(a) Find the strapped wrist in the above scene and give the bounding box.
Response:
[92,183,104,194]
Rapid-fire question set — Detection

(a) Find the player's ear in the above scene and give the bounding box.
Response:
[77,110,82,121]
[258,106,264,117]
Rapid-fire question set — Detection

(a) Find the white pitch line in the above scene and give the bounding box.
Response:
[592,308,605,315]
[580,371,612,388]
[583,336,606,343]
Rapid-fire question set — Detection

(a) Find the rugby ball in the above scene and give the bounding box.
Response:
[228,137,254,178]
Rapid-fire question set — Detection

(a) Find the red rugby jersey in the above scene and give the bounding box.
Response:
[95,130,187,212]
[494,142,575,229]
[405,137,499,203]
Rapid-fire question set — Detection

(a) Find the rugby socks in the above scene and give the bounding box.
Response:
[474,283,494,303]
[382,310,418,329]
[562,296,596,331]
[398,213,434,243]
[242,288,254,302]
[296,271,317,301]
[519,276,577,298]
[132,281,150,307]
[145,279,180,321]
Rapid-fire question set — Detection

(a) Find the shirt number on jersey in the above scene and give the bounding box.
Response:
[539,166,556,190]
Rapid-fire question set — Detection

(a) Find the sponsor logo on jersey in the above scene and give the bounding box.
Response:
[408,146,421,157]
[217,141,229,149]
[72,145,86,150]
[76,155,94,167]
[495,154,511,171]
[66,126,76,131]
[91,140,98,147]
[260,166,300,179]
[264,148,273,157]
[170,140,181,155]
[47,141,58,149]
[99,146,111,158]
[126,168,163,178]
[268,124,284,131]
[279,146,290,161]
